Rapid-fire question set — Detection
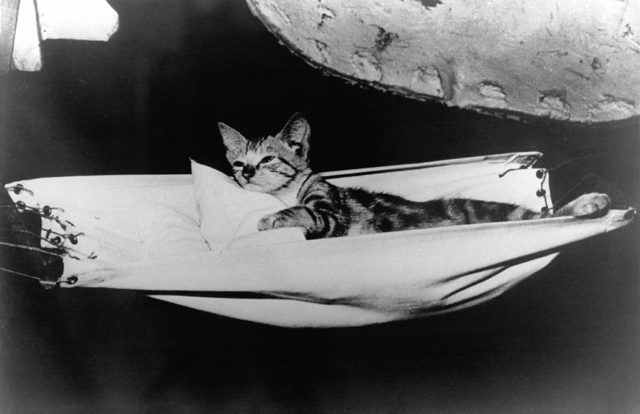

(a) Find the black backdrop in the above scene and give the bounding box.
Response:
[1,1,639,412]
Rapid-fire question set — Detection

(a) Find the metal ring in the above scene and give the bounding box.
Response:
[6,184,34,196]
[64,275,78,285]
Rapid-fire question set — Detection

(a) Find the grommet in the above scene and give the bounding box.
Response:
[65,276,78,285]
[541,206,549,213]
[50,236,62,245]
[42,206,52,217]
[68,234,78,245]
[15,201,26,210]
[536,170,544,179]
[536,189,546,197]
[13,184,24,194]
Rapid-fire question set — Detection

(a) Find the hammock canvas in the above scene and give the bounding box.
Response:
[4,152,635,327]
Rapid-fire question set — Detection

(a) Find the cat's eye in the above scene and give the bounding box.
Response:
[232,161,244,168]
[260,156,276,164]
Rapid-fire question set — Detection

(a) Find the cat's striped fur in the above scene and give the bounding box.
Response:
[219,113,611,239]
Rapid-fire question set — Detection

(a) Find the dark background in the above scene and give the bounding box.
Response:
[1,0,638,412]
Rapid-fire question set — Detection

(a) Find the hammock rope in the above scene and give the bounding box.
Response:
[543,151,631,210]
[0,265,65,288]
[1,185,83,246]
[0,240,65,258]
[502,146,635,214]
[0,265,48,282]
[0,185,87,286]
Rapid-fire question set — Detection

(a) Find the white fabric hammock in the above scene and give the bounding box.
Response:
[4,152,635,327]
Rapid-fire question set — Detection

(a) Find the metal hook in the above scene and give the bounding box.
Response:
[11,201,39,213]
[43,228,84,246]
[63,275,78,285]
[498,165,526,178]
[498,153,542,178]
[40,205,65,217]
[0,228,89,262]
[535,169,552,213]
[43,215,75,231]
[6,184,34,196]
[1,201,67,221]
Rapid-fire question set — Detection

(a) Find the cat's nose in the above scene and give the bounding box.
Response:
[242,165,256,179]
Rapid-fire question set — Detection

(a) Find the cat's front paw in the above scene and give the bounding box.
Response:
[564,193,611,218]
[258,213,285,231]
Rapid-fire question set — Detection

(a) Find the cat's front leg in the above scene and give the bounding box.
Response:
[258,206,341,238]
[257,210,294,232]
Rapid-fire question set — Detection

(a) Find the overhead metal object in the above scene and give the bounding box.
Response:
[246,0,640,124]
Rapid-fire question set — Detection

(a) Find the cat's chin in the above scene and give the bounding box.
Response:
[238,178,292,194]
[239,182,271,193]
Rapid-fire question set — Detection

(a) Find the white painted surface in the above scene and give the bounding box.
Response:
[247,0,640,123]
[12,0,41,71]
[12,0,118,71]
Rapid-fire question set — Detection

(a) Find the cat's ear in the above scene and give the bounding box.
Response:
[218,122,247,159]
[277,112,310,158]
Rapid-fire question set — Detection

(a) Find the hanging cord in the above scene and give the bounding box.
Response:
[0,202,66,218]
[0,227,90,261]
[0,198,80,247]
[0,240,65,258]
[0,226,81,246]
[0,266,60,287]
[0,240,66,288]
[541,152,615,212]
[544,157,583,174]
[533,163,607,215]
[0,265,77,287]
[0,226,49,243]
[0,201,74,234]
[499,147,630,215]
[1,185,86,287]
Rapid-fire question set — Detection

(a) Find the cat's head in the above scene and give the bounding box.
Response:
[218,112,311,194]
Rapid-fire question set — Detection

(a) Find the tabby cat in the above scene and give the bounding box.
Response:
[219,113,611,239]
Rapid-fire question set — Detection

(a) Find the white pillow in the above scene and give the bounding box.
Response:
[191,160,304,250]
